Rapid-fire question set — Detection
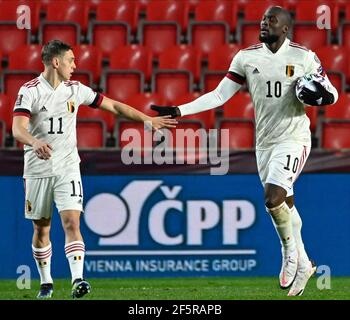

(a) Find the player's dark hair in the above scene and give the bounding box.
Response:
[41,40,72,65]
[272,6,293,28]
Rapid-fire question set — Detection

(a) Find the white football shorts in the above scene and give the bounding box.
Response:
[24,167,84,220]
[256,142,310,197]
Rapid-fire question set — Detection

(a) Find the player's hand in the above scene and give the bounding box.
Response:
[299,81,334,106]
[32,140,53,160]
[150,104,181,118]
[149,115,178,130]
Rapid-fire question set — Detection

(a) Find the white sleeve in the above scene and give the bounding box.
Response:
[305,50,338,104]
[178,50,246,116]
[178,77,241,116]
[13,86,33,118]
[78,82,104,108]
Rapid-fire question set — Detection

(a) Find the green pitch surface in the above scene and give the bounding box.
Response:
[0,277,349,300]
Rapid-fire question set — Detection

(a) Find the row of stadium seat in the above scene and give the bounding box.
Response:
[1,0,350,57]
[1,92,350,150]
[2,43,350,107]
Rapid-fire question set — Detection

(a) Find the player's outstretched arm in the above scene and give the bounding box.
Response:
[12,116,52,160]
[151,76,241,118]
[99,96,177,130]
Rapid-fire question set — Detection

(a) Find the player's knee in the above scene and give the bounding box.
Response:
[33,225,50,241]
[265,194,285,209]
[62,218,80,233]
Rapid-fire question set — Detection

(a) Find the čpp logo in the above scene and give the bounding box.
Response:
[84,180,255,246]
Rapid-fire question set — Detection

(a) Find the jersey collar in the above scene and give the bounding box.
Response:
[262,38,290,55]
[39,73,63,91]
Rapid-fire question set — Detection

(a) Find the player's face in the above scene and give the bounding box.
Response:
[259,10,286,44]
[57,50,76,81]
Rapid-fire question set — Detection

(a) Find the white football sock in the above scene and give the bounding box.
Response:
[267,202,296,252]
[65,241,85,284]
[291,206,309,264]
[32,243,53,285]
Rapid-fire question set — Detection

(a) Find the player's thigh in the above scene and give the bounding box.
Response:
[53,169,83,213]
[24,177,54,220]
[266,143,310,192]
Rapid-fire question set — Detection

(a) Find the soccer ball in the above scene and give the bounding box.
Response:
[295,73,328,105]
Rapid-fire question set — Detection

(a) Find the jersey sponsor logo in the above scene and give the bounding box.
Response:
[253,68,260,74]
[285,65,295,77]
[15,94,23,106]
[40,106,48,112]
[67,101,75,113]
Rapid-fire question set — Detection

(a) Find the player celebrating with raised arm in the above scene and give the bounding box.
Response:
[151,7,338,296]
[12,40,177,299]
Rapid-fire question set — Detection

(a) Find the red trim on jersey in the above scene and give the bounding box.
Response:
[243,44,263,51]
[295,146,308,180]
[226,72,245,85]
[13,112,31,118]
[23,78,39,87]
[23,80,40,88]
[289,42,308,51]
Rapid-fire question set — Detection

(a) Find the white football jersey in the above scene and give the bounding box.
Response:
[13,74,103,178]
[228,38,332,149]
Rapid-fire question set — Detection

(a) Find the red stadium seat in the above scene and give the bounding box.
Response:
[138,0,189,56]
[171,92,215,129]
[315,46,348,92]
[77,119,106,148]
[78,104,115,134]
[293,0,339,30]
[157,45,201,81]
[108,45,153,82]
[324,93,350,119]
[0,0,40,34]
[102,72,144,102]
[218,120,255,149]
[93,0,139,32]
[89,1,139,57]
[292,1,333,50]
[0,94,12,134]
[72,45,103,86]
[203,44,241,92]
[0,1,32,56]
[207,44,241,71]
[124,93,167,116]
[152,45,200,102]
[292,26,329,51]
[7,45,42,71]
[321,94,350,149]
[223,92,254,119]
[3,73,40,105]
[322,123,350,150]
[40,0,90,44]
[188,1,237,56]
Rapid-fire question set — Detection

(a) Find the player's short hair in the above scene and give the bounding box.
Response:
[271,6,293,28]
[41,40,72,65]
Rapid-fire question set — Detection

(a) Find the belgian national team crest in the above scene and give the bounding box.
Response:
[286,65,295,77]
[67,101,75,113]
